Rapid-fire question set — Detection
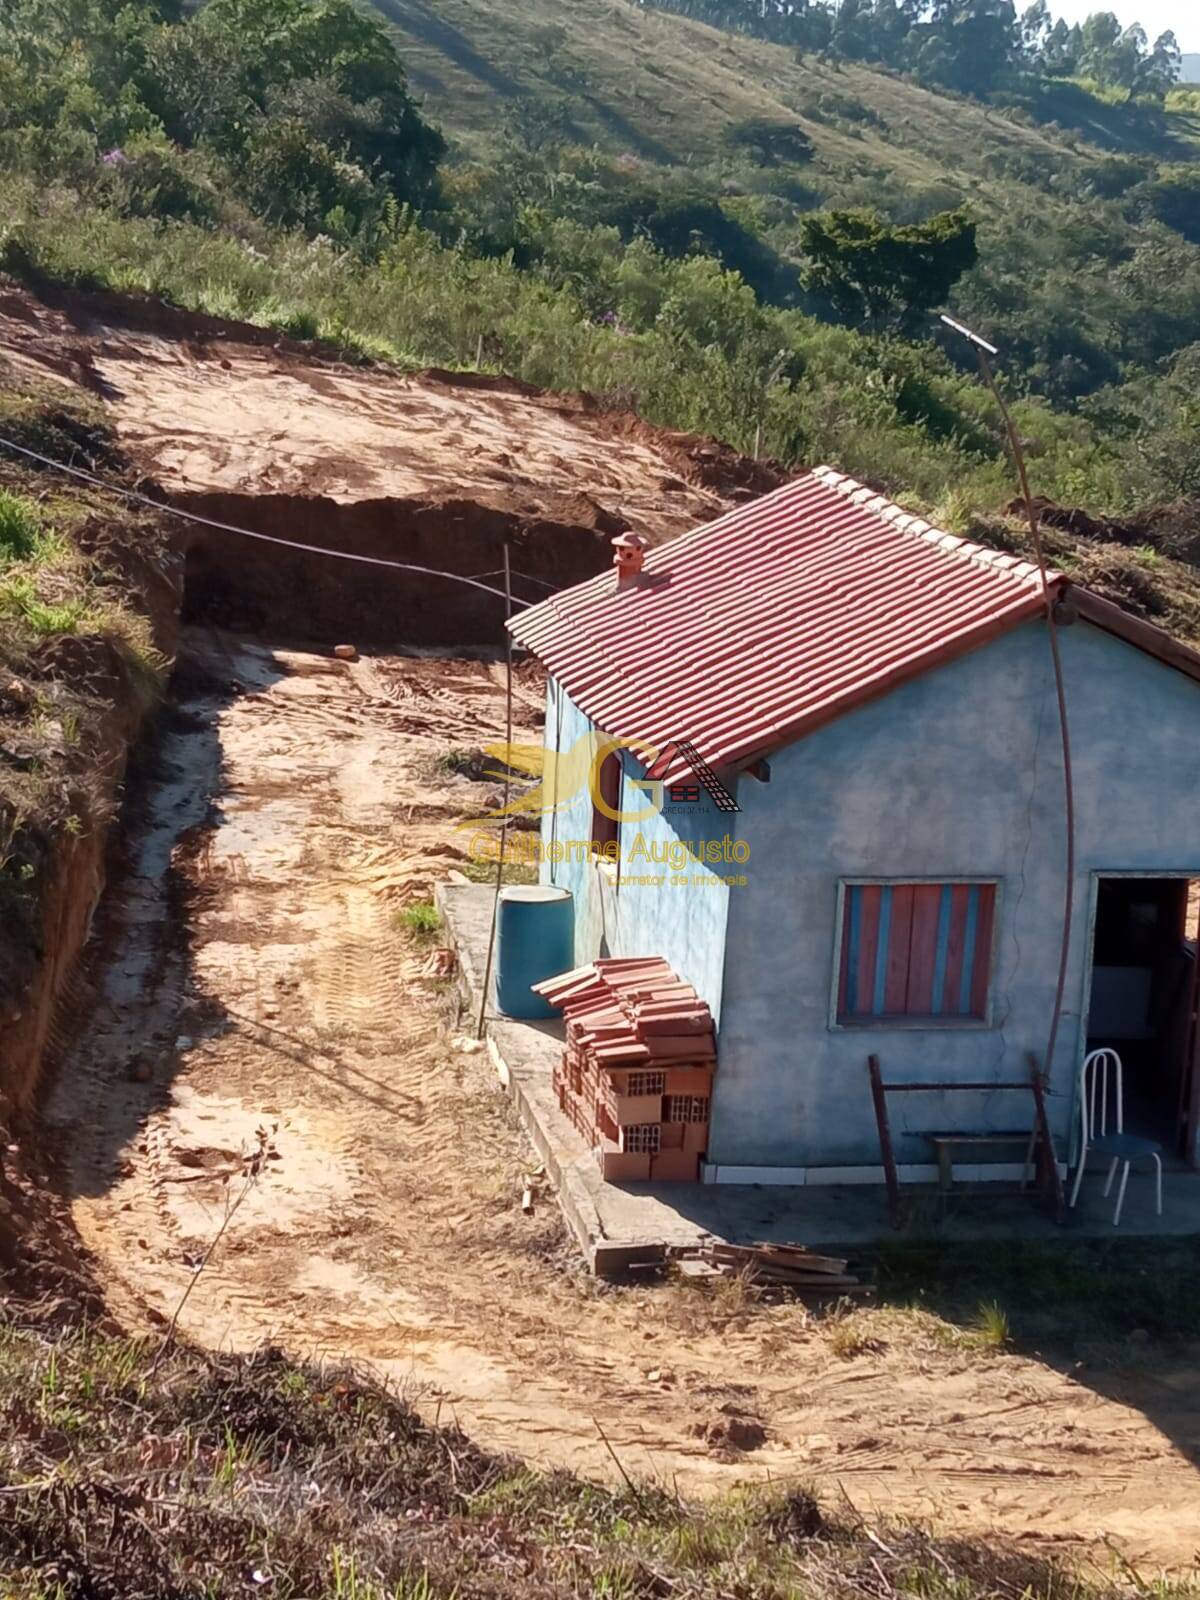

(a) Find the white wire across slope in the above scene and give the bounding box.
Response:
[0,432,546,605]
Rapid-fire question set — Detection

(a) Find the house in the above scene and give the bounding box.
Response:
[507,468,1200,1184]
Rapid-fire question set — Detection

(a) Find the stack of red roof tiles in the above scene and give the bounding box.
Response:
[532,956,715,1182]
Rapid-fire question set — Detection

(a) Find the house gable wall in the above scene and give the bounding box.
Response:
[711,617,1200,1169]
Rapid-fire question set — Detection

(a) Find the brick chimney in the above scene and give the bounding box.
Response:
[612,531,649,586]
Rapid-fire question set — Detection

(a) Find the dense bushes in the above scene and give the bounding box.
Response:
[0,0,444,242]
[3,172,1190,523]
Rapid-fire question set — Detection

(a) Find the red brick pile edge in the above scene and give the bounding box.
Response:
[532,956,715,1182]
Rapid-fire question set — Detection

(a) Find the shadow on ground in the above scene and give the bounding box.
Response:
[48,633,285,1201]
[866,1233,1200,1471]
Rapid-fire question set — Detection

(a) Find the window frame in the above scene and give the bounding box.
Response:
[828,875,1001,1032]
[591,746,624,888]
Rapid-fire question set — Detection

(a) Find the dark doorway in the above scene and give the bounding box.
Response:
[1086,876,1200,1161]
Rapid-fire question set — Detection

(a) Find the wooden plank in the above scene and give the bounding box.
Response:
[752,1273,861,1291]
[924,1132,1036,1147]
[707,1257,861,1289]
[930,882,954,1016]
[884,885,914,1014]
[711,1249,849,1278]
[879,1080,1032,1092]
[751,1273,863,1290]
[970,884,997,1018]
[837,884,853,1018]
[935,1141,954,1192]
[942,883,970,1017]
[867,1053,901,1226]
[856,884,882,1016]
[754,1246,849,1273]
[676,1258,723,1280]
[906,884,942,1015]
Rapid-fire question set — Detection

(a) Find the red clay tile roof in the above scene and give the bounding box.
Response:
[508,467,1062,784]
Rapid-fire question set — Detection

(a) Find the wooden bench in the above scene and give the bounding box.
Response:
[922,1130,1042,1192]
[867,1053,1065,1224]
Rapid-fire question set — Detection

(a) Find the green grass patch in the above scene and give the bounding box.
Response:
[0,487,42,562]
[458,853,539,886]
[3,1320,1196,1600]
[395,900,442,943]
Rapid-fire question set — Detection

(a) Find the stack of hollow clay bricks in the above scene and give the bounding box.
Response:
[531,956,716,1182]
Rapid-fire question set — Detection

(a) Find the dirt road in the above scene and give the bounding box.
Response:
[47,629,1200,1571]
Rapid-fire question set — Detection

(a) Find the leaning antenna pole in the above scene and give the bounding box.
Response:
[477,543,514,1038]
[941,313,1076,1162]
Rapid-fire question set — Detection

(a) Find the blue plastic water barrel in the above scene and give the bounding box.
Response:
[495,885,575,1019]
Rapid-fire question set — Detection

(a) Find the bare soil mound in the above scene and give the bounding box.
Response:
[0,281,781,643]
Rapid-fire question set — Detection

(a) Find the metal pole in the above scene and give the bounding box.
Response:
[942,316,1077,1165]
[476,544,514,1037]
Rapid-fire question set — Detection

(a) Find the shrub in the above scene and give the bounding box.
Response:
[0,489,42,563]
[396,901,441,942]
[972,1299,1011,1350]
[721,117,814,167]
[99,136,221,224]
[1138,167,1200,245]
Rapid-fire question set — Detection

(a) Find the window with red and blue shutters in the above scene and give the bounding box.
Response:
[836,881,997,1024]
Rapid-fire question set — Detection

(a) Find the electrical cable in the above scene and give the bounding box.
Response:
[0,432,522,605]
[0,430,569,1043]
[469,567,557,591]
[941,315,1073,1218]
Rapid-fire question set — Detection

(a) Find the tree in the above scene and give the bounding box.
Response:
[1078,13,1156,100]
[153,0,445,205]
[907,0,1021,95]
[238,117,378,233]
[721,117,814,167]
[1018,0,1051,59]
[1039,16,1081,74]
[1140,30,1181,99]
[799,206,979,332]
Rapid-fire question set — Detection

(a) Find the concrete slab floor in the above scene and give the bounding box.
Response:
[439,884,1200,1270]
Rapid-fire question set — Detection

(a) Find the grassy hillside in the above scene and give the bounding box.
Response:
[0,0,1196,521]
[2,1306,1199,1599]
[371,0,1197,170]
[365,0,1200,401]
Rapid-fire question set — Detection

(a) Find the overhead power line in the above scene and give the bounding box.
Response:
[0,433,554,606]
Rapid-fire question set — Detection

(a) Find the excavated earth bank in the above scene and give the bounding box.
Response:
[0,282,780,642]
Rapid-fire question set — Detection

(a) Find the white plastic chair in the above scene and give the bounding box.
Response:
[1068,1047,1163,1226]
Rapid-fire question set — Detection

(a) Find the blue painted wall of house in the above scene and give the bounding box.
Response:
[539,677,734,1016]
[712,618,1200,1168]
[538,680,601,958]
[540,623,1200,1171]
